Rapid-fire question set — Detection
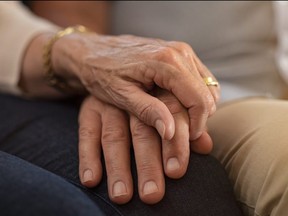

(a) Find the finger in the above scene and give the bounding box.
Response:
[129,62,214,141]
[124,85,175,140]
[187,99,210,141]
[155,89,190,179]
[190,131,213,154]
[78,97,103,188]
[165,41,219,114]
[162,107,190,179]
[101,105,133,204]
[130,115,165,204]
[194,55,221,105]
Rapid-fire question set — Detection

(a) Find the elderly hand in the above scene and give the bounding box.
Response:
[53,33,220,141]
[78,91,213,205]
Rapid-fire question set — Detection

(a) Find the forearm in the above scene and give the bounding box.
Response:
[17,1,110,98]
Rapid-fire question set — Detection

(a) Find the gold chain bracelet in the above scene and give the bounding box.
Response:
[43,25,89,93]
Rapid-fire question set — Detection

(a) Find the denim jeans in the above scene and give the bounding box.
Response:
[0,93,243,216]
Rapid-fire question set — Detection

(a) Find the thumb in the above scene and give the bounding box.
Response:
[126,89,175,140]
[190,131,213,154]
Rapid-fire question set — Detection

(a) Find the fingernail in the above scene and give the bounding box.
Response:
[113,181,128,197]
[191,131,203,140]
[167,157,180,172]
[143,181,158,195]
[83,169,93,183]
[155,120,165,139]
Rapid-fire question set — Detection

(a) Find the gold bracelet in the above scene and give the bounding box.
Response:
[43,25,89,93]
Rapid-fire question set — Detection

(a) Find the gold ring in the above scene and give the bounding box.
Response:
[203,77,219,87]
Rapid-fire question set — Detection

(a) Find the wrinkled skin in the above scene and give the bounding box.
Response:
[51,33,220,204]
[78,93,213,204]
[53,34,220,141]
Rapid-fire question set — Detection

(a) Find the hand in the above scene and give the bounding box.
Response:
[78,96,133,204]
[78,92,213,205]
[130,89,213,204]
[54,33,220,141]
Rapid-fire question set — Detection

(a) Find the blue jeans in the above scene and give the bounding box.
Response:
[0,94,243,216]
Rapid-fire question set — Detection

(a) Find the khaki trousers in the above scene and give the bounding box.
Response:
[208,98,288,216]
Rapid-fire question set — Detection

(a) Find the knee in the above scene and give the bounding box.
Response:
[208,98,288,162]
[207,98,288,216]
[0,152,102,216]
[255,149,288,216]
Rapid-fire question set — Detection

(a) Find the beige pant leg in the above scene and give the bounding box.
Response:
[208,98,288,216]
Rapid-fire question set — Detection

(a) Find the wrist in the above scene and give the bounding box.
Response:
[20,26,90,98]
[45,25,89,95]
[20,32,64,98]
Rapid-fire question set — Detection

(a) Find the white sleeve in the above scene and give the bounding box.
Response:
[0,1,58,95]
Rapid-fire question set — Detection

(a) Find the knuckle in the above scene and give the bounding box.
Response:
[188,97,210,123]
[205,94,216,111]
[174,41,191,50]
[131,121,145,137]
[155,46,178,63]
[169,41,193,57]
[132,63,155,88]
[200,103,210,117]
[102,127,127,143]
[196,90,215,114]
[196,97,209,114]
[79,127,98,140]
[137,102,155,125]
[131,120,153,141]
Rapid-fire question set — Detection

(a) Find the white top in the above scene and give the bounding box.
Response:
[0,1,57,95]
[0,1,288,101]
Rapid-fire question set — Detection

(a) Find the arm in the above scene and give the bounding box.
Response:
[19,1,111,98]
[0,1,219,205]
[1,1,220,140]
[23,1,220,144]
[0,1,110,98]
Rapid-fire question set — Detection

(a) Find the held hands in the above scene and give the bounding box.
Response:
[78,91,214,205]
[21,30,219,204]
[53,33,220,141]
[50,32,220,204]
